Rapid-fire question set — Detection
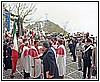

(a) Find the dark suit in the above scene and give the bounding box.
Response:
[69,39,77,62]
[83,45,92,78]
[3,43,12,70]
[40,48,60,79]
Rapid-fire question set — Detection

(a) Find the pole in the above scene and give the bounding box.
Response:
[16,69,24,77]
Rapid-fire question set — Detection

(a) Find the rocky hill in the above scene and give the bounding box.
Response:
[25,20,67,35]
[42,20,67,35]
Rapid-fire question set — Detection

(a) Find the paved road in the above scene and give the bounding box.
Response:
[3,48,97,80]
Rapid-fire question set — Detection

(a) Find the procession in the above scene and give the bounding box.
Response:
[3,28,97,79]
[2,2,98,80]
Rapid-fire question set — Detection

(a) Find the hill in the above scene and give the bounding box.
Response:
[25,20,67,35]
[43,20,67,35]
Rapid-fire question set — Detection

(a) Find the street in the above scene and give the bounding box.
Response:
[3,48,97,80]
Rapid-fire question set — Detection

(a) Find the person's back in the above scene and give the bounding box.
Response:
[43,48,59,79]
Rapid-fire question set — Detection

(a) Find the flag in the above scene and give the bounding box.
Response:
[12,21,18,61]
[12,20,16,41]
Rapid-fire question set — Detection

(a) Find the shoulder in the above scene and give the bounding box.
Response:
[76,43,79,46]
[47,48,54,54]
[57,46,64,55]
[82,43,85,45]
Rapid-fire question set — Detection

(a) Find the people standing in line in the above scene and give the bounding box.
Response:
[56,39,66,79]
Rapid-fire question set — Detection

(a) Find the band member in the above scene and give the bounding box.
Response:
[56,39,66,79]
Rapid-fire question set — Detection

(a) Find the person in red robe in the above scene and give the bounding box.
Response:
[28,36,34,47]
[56,39,66,79]
[21,39,30,79]
[28,40,42,78]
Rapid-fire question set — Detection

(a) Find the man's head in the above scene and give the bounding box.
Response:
[23,38,28,46]
[84,34,86,39]
[85,38,91,45]
[42,41,50,51]
[34,40,39,47]
[9,41,14,47]
[53,37,57,44]
[78,38,82,43]
[57,39,63,46]
[70,35,73,40]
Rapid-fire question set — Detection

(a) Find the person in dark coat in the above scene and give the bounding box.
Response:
[40,41,60,79]
[82,38,93,79]
[82,34,86,43]
[7,42,13,69]
[3,42,9,70]
[3,39,12,70]
[69,36,77,62]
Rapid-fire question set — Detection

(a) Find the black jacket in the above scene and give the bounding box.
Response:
[40,48,59,79]
[3,43,12,69]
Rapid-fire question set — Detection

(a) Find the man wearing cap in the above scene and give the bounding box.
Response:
[82,38,93,79]
[75,38,84,71]
[40,41,59,79]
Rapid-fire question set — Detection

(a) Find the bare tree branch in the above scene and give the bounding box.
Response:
[3,3,37,24]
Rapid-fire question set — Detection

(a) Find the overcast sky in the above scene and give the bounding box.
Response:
[6,2,98,36]
[30,2,98,36]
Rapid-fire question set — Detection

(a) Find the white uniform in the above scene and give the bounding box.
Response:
[56,44,66,76]
[21,46,30,73]
[29,46,41,78]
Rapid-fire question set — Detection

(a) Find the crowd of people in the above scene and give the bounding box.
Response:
[3,29,97,79]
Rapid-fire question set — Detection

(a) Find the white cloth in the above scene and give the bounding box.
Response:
[29,46,41,78]
[56,44,66,76]
[21,46,30,73]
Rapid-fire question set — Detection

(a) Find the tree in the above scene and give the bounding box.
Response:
[3,3,37,36]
